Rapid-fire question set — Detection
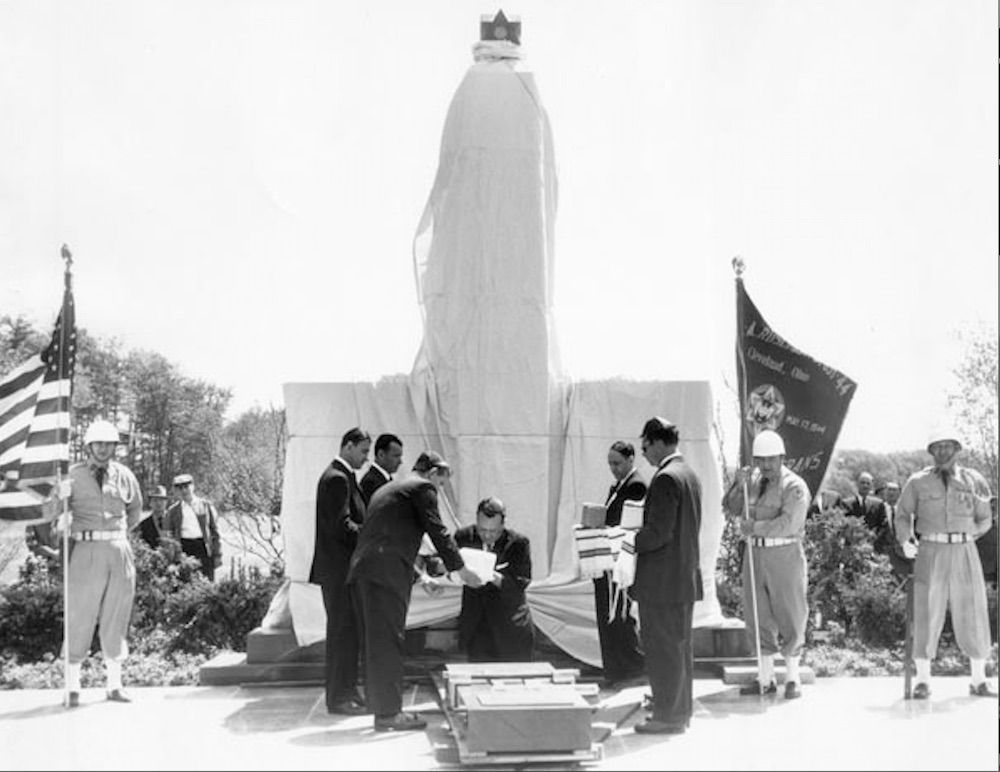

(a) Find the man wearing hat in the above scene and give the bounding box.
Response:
[163,473,222,580]
[347,450,484,732]
[135,485,168,549]
[895,430,995,698]
[65,419,144,707]
[723,428,811,700]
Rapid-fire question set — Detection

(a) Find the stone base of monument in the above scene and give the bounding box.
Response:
[199,618,757,686]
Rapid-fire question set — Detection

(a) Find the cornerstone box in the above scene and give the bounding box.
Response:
[460,684,593,753]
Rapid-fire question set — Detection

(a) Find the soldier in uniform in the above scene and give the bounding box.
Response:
[64,419,143,707]
[723,429,810,699]
[895,430,996,698]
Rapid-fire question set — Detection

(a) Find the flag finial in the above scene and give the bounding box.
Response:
[731,255,745,277]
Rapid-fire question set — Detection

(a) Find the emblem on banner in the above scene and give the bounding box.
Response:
[745,384,786,433]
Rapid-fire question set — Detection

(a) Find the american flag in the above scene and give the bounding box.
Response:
[0,254,76,524]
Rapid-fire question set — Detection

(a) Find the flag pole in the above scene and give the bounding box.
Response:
[58,245,74,709]
[733,256,764,690]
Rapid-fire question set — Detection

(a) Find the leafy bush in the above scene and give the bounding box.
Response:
[161,562,282,655]
[0,555,63,659]
[131,536,204,635]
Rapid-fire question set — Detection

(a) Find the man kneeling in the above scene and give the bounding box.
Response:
[455,497,535,662]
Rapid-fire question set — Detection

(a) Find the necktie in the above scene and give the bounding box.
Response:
[939,469,950,488]
[757,478,769,498]
[94,466,106,489]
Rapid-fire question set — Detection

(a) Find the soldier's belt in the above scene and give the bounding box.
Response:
[921,532,972,544]
[750,536,798,547]
[72,530,127,542]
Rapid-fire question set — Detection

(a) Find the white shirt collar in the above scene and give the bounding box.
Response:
[372,462,392,481]
[659,451,682,469]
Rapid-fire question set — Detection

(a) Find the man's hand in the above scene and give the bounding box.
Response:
[489,570,504,588]
[457,566,484,588]
[901,539,918,560]
[734,466,753,486]
[419,573,445,596]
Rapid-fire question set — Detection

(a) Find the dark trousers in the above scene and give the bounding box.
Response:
[639,599,694,728]
[465,617,534,663]
[320,580,363,709]
[355,579,408,719]
[593,574,644,680]
[180,538,214,581]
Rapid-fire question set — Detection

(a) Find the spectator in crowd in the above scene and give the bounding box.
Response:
[64,419,143,707]
[360,433,404,505]
[975,495,998,588]
[631,417,702,735]
[594,440,646,688]
[135,485,168,549]
[879,481,912,576]
[347,451,482,732]
[309,427,371,716]
[454,496,535,662]
[723,429,810,700]
[896,430,996,698]
[163,473,222,580]
[839,471,889,550]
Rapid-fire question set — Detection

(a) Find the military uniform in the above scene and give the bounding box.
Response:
[896,464,993,663]
[724,466,810,665]
[66,460,143,665]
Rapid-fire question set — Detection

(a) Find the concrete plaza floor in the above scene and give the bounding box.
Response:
[0,676,996,771]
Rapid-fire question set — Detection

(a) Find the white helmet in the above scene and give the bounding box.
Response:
[752,429,786,457]
[926,429,962,453]
[83,420,120,445]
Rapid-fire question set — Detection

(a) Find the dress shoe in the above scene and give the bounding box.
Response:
[374,712,427,732]
[66,691,80,708]
[634,718,686,735]
[739,680,777,696]
[106,688,132,703]
[969,682,997,698]
[327,698,368,716]
[784,681,802,700]
[912,682,931,700]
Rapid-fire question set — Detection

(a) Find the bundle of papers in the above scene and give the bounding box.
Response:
[458,547,497,585]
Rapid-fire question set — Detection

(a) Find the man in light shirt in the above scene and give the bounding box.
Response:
[896,430,995,699]
[64,419,143,707]
[163,473,222,580]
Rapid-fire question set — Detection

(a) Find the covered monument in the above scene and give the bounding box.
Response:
[278,14,727,668]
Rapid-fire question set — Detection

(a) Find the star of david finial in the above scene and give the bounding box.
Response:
[481,10,521,46]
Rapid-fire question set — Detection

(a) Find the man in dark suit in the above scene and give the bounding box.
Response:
[359,433,404,505]
[595,441,646,687]
[347,451,483,732]
[631,417,703,735]
[308,427,371,716]
[839,471,889,549]
[454,497,535,662]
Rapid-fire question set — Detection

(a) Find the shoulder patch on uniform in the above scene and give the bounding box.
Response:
[791,486,804,500]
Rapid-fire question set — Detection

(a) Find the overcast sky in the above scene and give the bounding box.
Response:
[1,0,996,458]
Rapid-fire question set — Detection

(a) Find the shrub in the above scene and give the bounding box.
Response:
[0,555,63,659]
[161,562,282,655]
[131,536,204,635]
